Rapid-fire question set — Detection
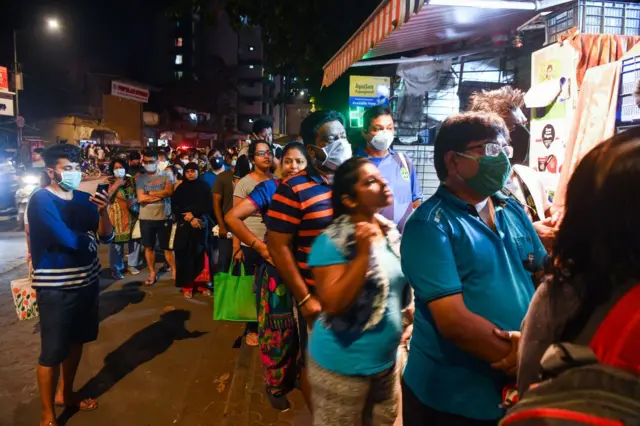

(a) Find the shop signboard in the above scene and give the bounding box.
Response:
[111,81,149,103]
[349,76,390,107]
[529,43,578,197]
[0,93,14,117]
[0,66,9,92]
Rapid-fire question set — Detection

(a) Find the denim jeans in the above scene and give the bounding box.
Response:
[110,240,143,272]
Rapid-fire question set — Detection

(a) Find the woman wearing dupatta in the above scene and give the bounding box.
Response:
[107,159,138,279]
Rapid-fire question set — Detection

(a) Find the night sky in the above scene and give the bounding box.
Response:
[0,0,172,119]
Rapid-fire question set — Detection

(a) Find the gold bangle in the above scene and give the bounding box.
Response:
[297,294,312,308]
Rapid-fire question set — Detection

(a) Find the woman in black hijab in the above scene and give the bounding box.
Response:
[171,162,213,298]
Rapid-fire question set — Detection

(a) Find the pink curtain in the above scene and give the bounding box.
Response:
[552,61,620,211]
[560,28,640,87]
[552,31,640,211]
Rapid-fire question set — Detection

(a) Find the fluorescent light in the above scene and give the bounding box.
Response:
[429,0,536,10]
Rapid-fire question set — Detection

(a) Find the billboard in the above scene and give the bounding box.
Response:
[111,81,149,103]
[349,76,390,107]
[0,66,8,92]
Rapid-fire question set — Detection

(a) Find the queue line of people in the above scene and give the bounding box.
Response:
[27,100,640,426]
[224,105,639,425]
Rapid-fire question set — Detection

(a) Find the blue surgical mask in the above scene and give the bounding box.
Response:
[55,170,83,191]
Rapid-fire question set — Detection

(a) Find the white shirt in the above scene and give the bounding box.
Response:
[505,164,550,221]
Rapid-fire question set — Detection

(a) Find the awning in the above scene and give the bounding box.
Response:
[322,0,539,87]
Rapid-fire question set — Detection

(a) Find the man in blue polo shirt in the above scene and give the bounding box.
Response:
[359,106,422,233]
[400,112,546,425]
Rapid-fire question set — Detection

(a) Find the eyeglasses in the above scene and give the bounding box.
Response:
[255,150,274,158]
[462,142,513,159]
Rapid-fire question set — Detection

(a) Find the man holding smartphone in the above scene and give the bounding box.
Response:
[28,144,114,426]
[136,150,176,286]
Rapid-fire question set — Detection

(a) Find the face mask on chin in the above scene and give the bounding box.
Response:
[320,139,352,171]
[369,131,394,151]
[54,170,83,192]
[144,164,158,173]
[457,151,512,198]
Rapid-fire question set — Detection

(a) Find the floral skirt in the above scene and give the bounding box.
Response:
[257,264,299,397]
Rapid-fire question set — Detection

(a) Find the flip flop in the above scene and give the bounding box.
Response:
[54,397,98,411]
[144,275,158,286]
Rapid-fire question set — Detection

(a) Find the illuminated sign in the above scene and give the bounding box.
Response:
[349,76,390,107]
[111,81,149,103]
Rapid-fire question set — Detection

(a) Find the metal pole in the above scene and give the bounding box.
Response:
[13,29,22,158]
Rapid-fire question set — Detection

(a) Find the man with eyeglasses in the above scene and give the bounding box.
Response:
[400,112,547,426]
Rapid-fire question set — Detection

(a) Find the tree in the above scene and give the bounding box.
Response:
[167,0,381,110]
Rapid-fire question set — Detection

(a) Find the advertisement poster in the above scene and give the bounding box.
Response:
[0,66,8,92]
[349,76,390,107]
[529,44,578,196]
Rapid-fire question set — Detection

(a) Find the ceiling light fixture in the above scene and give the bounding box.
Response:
[429,0,536,10]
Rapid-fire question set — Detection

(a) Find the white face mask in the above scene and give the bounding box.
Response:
[321,139,352,171]
[181,159,189,165]
[231,159,237,167]
[369,130,394,151]
[157,160,169,171]
[144,163,158,173]
[113,169,126,179]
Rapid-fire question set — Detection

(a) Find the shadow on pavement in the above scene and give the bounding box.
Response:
[57,309,206,425]
[31,281,147,335]
[97,282,146,322]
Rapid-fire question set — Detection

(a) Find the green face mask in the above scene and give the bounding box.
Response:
[456,151,512,198]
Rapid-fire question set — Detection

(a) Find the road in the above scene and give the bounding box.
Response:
[0,230,310,426]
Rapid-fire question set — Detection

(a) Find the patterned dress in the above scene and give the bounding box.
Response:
[107,176,137,243]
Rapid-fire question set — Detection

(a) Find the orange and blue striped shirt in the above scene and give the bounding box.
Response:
[265,171,333,288]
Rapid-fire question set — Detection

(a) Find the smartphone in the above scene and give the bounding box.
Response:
[95,183,110,196]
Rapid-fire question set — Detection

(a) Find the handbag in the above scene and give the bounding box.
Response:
[213,260,257,322]
[131,220,141,240]
[11,277,39,321]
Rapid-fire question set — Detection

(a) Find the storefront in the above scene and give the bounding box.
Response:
[322,0,545,199]
[323,0,640,203]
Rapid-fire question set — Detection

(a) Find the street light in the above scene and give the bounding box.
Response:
[13,17,62,157]
[46,18,61,32]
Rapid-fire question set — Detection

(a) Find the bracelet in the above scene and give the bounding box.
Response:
[297,294,312,308]
[250,238,257,248]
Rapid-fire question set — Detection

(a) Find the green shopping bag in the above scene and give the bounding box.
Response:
[213,261,257,322]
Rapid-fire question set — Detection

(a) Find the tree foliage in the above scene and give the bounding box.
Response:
[224,0,380,98]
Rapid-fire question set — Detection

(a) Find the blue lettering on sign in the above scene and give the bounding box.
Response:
[349,96,390,108]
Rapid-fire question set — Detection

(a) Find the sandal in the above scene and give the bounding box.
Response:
[183,290,193,299]
[54,397,98,411]
[144,275,158,286]
[201,289,212,297]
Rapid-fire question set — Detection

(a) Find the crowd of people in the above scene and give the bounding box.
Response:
[26,95,640,426]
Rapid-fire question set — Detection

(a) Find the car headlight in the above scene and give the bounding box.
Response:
[21,175,39,185]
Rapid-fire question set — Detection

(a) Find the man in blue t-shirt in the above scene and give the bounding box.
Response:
[358,106,422,233]
[400,112,547,425]
[29,144,114,425]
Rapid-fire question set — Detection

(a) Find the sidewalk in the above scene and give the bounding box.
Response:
[0,247,311,426]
